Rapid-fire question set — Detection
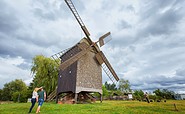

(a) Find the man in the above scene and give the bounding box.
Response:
[36,87,46,113]
[145,92,150,103]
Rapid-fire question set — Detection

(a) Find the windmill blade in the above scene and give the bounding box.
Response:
[95,51,119,83]
[51,48,71,65]
[60,42,93,70]
[64,0,102,54]
[64,0,92,44]
[98,32,112,47]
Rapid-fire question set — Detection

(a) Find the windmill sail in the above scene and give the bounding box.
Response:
[51,48,71,65]
[64,0,92,43]
[99,32,112,47]
[64,0,119,83]
[95,51,119,83]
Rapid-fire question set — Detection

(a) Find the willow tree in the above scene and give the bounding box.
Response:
[31,55,59,95]
[118,78,131,93]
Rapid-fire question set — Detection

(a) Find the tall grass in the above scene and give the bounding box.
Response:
[0,100,185,114]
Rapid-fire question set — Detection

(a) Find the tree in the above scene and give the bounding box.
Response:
[1,79,27,101]
[31,55,59,95]
[153,89,162,97]
[153,89,175,99]
[104,81,117,91]
[0,89,2,100]
[102,85,109,97]
[12,89,30,103]
[118,78,131,93]
[133,90,144,100]
[161,89,175,99]
[93,85,109,98]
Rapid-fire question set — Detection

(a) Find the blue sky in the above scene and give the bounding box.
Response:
[0,0,185,93]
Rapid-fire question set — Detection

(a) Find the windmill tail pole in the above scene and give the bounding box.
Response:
[174,103,178,111]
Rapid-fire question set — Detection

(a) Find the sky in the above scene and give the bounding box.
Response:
[0,0,185,93]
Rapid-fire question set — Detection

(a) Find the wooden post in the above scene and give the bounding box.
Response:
[75,93,78,103]
[100,93,102,103]
[174,103,178,111]
[56,94,58,104]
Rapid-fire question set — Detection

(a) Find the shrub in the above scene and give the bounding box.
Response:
[149,94,157,101]
[12,90,30,103]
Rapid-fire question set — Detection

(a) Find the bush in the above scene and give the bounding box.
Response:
[154,96,163,102]
[12,90,30,103]
[149,95,157,101]
[135,96,142,101]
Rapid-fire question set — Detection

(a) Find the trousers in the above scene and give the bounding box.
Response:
[29,98,36,113]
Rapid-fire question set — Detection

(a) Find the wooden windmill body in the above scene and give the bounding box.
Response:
[57,39,102,96]
[49,0,119,103]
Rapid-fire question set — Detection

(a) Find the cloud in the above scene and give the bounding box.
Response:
[32,0,68,21]
[0,56,31,88]
[0,0,185,94]
[100,0,185,93]
[138,0,185,37]
[0,1,21,34]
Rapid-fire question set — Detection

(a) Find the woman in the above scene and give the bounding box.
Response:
[28,87,41,113]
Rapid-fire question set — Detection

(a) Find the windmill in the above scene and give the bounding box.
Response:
[50,0,119,103]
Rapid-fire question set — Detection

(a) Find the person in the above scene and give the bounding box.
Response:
[36,87,46,113]
[28,87,41,113]
[164,96,166,102]
[145,92,150,103]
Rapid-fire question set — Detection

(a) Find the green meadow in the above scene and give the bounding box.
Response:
[0,100,185,114]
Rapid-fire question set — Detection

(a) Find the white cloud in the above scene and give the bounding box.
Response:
[0,0,185,93]
[0,56,31,88]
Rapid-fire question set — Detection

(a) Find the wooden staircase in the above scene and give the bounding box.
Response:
[46,88,57,101]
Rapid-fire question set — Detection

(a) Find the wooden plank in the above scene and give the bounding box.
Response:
[58,61,78,94]
[60,46,93,70]
[77,42,89,50]
[95,52,104,65]
[82,26,90,37]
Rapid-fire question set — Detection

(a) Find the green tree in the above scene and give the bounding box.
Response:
[133,90,144,100]
[161,89,175,99]
[153,89,175,99]
[118,78,131,93]
[92,85,109,98]
[1,79,27,101]
[0,89,2,100]
[31,55,59,95]
[12,89,30,103]
[153,89,162,96]
[149,94,157,101]
[102,85,108,97]
[104,81,117,91]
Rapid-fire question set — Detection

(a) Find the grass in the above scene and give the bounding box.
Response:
[0,100,185,114]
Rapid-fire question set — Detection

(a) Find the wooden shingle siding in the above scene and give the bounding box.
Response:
[76,51,102,93]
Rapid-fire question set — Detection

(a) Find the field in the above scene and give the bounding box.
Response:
[0,100,185,114]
